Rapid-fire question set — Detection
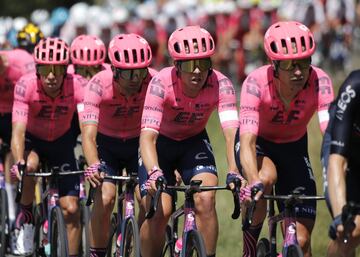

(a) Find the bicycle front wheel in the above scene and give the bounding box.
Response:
[161,225,175,257]
[50,207,69,257]
[79,201,90,257]
[182,230,207,257]
[257,238,270,257]
[120,216,140,257]
[0,188,9,256]
[283,244,303,257]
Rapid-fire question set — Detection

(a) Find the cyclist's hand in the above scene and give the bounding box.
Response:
[226,171,247,191]
[329,214,343,240]
[10,160,25,182]
[84,162,105,188]
[240,181,264,204]
[145,168,164,196]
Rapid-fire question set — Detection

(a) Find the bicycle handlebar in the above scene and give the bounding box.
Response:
[86,174,138,206]
[16,166,84,203]
[145,178,241,220]
[243,193,325,231]
[341,202,360,243]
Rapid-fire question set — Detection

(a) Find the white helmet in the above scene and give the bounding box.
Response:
[39,21,54,37]
[31,9,49,25]
[136,2,158,20]
[98,8,113,29]
[13,17,28,31]
[112,6,129,24]
[70,2,89,27]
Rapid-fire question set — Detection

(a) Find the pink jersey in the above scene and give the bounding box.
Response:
[141,67,239,141]
[12,73,87,141]
[239,65,334,143]
[80,68,158,139]
[0,49,35,113]
[67,63,111,76]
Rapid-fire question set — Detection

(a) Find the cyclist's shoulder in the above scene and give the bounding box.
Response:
[244,65,273,84]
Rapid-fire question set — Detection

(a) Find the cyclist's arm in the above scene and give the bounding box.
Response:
[239,132,260,184]
[316,70,334,134]
[140,129,159,173]
[223,127,239,172]
[11,122,26,163]
[328,153,347,217]
[82,124,100,166]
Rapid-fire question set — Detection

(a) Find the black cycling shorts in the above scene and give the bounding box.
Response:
[235,129,317,220]
[139,130,218,198]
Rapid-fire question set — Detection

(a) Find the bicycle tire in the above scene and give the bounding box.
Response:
[50,207,69,257]
[161,225,175,257]
[32,204,46,257]
[0,188,9,256]
[257,238,270,257]
[120,216,140,257]
[106,213,118,257]
[182,230,207,257]
[283,244,303,257]
[79,201,90,257]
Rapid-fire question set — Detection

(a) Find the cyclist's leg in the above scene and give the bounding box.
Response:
[89,180,116,248]
[191,172,218,255]
[138,152,175,257]
[178,131,219,256]
[88,133,137,254]
[234,130,277,257]
[48,130,81,255]
[274,134,316,257]
[13,150,38,254]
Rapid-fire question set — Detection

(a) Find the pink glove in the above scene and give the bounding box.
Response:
[145,168,164,191]
[10,163,21,182]
[84,162,102,178]
[240,181,264,202]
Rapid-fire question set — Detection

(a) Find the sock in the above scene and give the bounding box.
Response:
[243,222,263,257]
[15,203,34,230]
[90,247,107,257]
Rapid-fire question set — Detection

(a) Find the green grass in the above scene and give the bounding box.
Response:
[204,71,360,256]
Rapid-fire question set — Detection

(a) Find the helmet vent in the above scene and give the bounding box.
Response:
[132,49,138,63]
[124,50,129,63]
[114,51,121,62]
[184,40,190,54]
[140,49,145,63]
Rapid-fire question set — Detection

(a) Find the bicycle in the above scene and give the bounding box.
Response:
[329,201,360,244]
[86,172,140,257]
[243,191,325,257]
[16,162,84,257]
[147,178,241,257]
[0,142,10,256]
[77,155,91,257]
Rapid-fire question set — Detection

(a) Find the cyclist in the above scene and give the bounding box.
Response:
[10,37,87,256]
[80,33,156,257]
[321,70,360,257]
[235,21,334,257]
[69,34,108,80]
[0,45,35,229]
[69,34,109,144]
[139,25,239,257]
[16,22,44,54]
